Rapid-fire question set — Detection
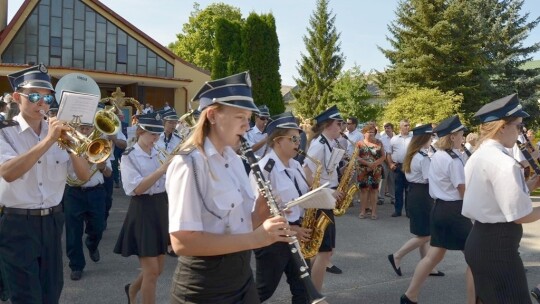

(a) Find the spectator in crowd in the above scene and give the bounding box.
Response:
[379,122,395,205]
[388,120,412,217]
[0,101,7,121]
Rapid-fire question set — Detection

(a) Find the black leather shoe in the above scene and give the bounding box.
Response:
[326,265,343,274]
[70,270,82,281]
[391,212,401,217]
[89,248,100,262]
[531,287,540,303]
[429,270,445,277]
[387,254,402,276]
[400,294,417,304]
[377,200,384,205]
[167,248,178,257]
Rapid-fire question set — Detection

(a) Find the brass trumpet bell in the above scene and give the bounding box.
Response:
[85,138,112,164]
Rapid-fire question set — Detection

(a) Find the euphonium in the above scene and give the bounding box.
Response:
[295,148,333,259]
[333,139,360,216]
[66,165,99,187]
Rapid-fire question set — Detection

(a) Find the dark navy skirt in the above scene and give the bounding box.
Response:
[465,221,531,304]
[430,199,472,250]
[406,183,433,237]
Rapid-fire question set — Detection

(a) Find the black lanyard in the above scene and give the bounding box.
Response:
[284,170,303,197]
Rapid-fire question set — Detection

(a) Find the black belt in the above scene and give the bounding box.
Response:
[0,204,63,216]
[288,220,301,226]
[71,184,104,192]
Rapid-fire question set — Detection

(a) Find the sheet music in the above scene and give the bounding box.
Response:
[57,90,100,124]
[328,148,345,172]
[284,182,336,210]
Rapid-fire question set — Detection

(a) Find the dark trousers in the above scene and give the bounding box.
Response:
[0,212,64,304]
[394,165,408,215]
[254,242,308,304]
[103,175,114,223]
[64,185,106,271]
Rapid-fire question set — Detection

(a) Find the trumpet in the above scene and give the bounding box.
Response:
[42,109,119,163]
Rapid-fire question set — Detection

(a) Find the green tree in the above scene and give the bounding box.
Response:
[379,0,490,118]
[382,87,463,127]
[293,0,344,118]
[212,18,243,79]
[168,3,243,72]
[242,13,284,115]
[331,65,380,122]
[473,0,540,126]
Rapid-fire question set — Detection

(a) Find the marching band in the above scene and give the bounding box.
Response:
[2,65,540,304]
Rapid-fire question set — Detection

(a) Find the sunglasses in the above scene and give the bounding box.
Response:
[258,116,268,121]
[275,135,301,144]
[19,93,55,105]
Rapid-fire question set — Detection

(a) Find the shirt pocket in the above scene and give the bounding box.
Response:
[46,151,69,182]
[212,189,243,212]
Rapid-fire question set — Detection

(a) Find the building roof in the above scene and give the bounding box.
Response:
[0,0,209,76]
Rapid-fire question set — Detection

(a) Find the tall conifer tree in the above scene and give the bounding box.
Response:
[212,19,243,79]
[242,13,284,114]
[293,0,344,118]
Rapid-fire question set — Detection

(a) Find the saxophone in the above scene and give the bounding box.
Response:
[295,149,332,259]
[333,133,360,216]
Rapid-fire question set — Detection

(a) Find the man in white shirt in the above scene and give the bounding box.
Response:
[378,122,395,205]
[246,105,270,158]
[387,120,412,217]
[344,117,363,155]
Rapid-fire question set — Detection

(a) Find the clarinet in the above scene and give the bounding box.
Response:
[238,136,326,304]
[517,140,540,175]
[521,126,536,153]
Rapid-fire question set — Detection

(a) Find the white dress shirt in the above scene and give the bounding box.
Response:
[304,135,340,188]
[250,150,308,222]
[167,138,255,235]
[428,149,465,201]
[246,125,267,158]
[405,151,430,184]
[120,143,165,196]
[390,133,412,163]
[0,115,69,208]
[344,129,364,156]
[462,140,532,223]
[156,132,182,154]
[380,132,394,154]
[108,130,126,161]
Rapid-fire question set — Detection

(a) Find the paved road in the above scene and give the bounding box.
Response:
[58,189,540,304]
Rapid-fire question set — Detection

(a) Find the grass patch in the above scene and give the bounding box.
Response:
[532,190,540,196]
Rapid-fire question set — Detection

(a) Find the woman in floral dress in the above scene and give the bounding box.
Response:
[356,123,385,219]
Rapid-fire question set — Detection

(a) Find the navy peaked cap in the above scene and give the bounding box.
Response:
[160,108,179,121]
[265,112,303,135]
[192,71,258,113]
[257,105,270,117]
[474,93,529,123]
[8,64,55,92]
[412,123,433,136]
[314,105,343,125]
[136,112,164,134]
[433,115,466,137]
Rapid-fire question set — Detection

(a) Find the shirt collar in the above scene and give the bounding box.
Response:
[134,142,158,157]
[254,125,264,134]
[482,138,510,154]
[204,137,237,161]
[268,149,288,172]
[14,114,47,135]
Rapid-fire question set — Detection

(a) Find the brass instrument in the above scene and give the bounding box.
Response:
[333,142,360,216]
[295,148,333,259]
[157,110,199,164]
[52,73,120,163]
[66,165,99,187]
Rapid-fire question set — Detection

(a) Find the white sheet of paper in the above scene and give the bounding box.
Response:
[328,148,345,172]
[57,90,100,124]
[284,182,336,210]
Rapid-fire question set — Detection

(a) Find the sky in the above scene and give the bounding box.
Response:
[7,0,540,85]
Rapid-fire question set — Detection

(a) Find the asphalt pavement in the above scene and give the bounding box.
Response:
[57,189,540,304]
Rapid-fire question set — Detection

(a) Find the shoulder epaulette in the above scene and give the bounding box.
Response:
[264,158,275,173]
[178,145,196,155]
[0,120,18,129]
[445,149,459,159]
[418,151,428,157]
[173,133,180,139]
[319,136,327,144]
[122,147,135,155]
